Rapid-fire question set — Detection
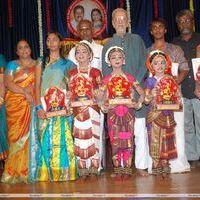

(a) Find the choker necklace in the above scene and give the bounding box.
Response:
[112,71,124,76]
[78,65,91,76]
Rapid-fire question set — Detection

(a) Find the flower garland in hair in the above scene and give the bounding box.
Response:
[126,0,131,33]
[37,0,43,56]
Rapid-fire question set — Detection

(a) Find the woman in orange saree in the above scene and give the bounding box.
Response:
[1,40,40,184]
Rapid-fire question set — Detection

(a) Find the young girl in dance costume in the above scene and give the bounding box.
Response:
[145,50,178,179]
[100,46,144,180]
[67,41,102,179]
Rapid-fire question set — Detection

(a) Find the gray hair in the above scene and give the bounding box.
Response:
[112,8,128,20]
[176,9,194,23]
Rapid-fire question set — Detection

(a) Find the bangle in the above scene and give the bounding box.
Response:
[35,104,43,111]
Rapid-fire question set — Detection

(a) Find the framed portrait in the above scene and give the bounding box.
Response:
[67,0,107,38]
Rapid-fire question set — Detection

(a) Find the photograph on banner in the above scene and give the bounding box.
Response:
[67,0,107,38]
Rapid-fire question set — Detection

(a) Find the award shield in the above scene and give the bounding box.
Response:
[41,87,70,118]
[107,75,133,105]
[155,75,182,110]
[69,74,95,107]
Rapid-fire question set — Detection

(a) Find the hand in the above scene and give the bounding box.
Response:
[172,76,178,83]
[131,88,135,99]
[131,101,142,110]
[195,88,200,99]
[23,86,32,94]
[195,81,200,98]
[196,44,200,57]
[151,88,157,97]
[101,102,109,113]
[144,93,153,104]
[24,92,33,104]
[37,109,46,119]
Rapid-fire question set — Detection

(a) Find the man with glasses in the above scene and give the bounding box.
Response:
[173,9,200,168]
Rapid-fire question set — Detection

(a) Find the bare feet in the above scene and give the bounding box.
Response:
[136,169,149,177]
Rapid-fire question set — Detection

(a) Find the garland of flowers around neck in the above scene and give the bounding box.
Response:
[37,0,43,56]
[126,0,131,33]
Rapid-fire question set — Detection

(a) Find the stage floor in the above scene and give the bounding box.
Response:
[0,166,200,200]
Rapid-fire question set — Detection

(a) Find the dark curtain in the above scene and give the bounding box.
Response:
[0,0,39,60]
[130,0,154,48]
[0,1,12,60]
[193,0,200,33]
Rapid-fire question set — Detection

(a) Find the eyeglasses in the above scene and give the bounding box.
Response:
[178,18,193,25]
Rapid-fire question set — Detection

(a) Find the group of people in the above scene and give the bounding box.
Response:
[0,8,200,184]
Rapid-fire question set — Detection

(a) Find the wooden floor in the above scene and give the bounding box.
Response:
[0,166,200,200]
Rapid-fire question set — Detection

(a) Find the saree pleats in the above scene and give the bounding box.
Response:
[37,116,77,181]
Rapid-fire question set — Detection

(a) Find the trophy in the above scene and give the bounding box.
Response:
[155,75,182,110]
[41,86,71,118]
[69,74,95,107]
[107,75,133,105]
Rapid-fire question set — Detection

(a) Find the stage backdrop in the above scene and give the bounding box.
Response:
[0,0,200,60]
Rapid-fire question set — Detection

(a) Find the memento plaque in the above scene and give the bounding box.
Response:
[155,75,182,110]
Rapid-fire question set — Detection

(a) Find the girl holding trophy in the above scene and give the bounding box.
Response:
[67,41,102,179]
[100,46,144,180]
[145,50,181,179]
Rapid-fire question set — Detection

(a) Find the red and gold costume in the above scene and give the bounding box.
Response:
[102,73,138,175]
[145,51,178,175]
[68,66,102,176]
